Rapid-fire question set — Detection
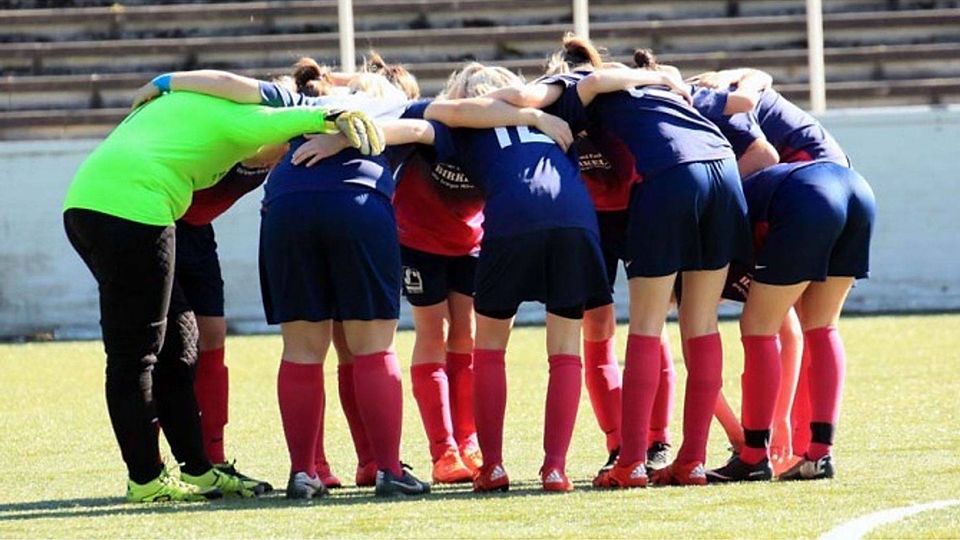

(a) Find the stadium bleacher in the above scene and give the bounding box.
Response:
[2,0,959,139]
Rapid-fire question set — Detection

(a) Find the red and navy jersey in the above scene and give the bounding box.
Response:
[259,81,406,203]
[429,85,597,239]
[391,99,484,256]
[690,86,765,158]
[585,85,734,177]
[750,88,848,165]
[180,163,269,226]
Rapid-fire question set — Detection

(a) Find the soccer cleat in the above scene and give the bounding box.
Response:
[316,461,343,489]
[651,461,708,487]
[126,470,220,503]
[285,471,328,499]
[432,448,474,484]
[541,467,574,492]
[473,463,510,493]
[646,442,671,471]
[181,467,257,498]
[705,455,773,484]
[778,455,835,481]
[374,467,431,497]
[355,461,378,487]
[214,461,273,495]
[591,448,620,487]
[596,460,648,489]
[460,445,483,474]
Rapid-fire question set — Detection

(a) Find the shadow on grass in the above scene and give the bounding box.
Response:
[0,479,586,522]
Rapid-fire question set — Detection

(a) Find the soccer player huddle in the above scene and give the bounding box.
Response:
[62,33,875,503]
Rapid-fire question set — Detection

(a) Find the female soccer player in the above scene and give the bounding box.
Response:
[705,160,874,482]
[172,61,573,497]
[491,37,753,487]
[64,73,379,503]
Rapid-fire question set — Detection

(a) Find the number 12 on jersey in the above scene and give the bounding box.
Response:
[494,126,555,149]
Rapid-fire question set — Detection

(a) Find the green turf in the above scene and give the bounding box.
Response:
[1,314,958,538]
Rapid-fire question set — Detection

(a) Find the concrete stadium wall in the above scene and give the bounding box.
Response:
[1,106,958,339]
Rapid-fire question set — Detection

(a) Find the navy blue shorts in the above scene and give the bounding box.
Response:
[627,158,752,278]
[474,227,613,319]
[400,245,477,307]
[755,163,875,285]
[259,189,401,323]
[174,221,224,317]
[597,210,629,289]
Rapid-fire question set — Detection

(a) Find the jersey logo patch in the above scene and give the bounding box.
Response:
[403,267,424,294]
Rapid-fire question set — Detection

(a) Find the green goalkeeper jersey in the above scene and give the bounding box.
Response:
[63,91,331,226]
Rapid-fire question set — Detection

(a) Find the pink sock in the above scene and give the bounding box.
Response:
[543,354,582,471]
[194,347,228,464]
[337,364,375,469]
[740,335,782,464]
[352,351,403,476]
[619,334,662,465]
[473,349,507,466]
[649,337,676,446]
[804,326,846,460]
[791,346,812,458]
[446,351,478,449]
[411,363,457,462]
[277,360,324,475]
[676,333,723,465]
[583,338,622,452]
[314,386,330,473]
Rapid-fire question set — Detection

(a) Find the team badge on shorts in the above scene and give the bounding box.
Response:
[403,267,424,294]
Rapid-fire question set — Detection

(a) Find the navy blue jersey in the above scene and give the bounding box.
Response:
[429,87,597,239]
[750,88,847,165]
[258,82,406,203]
[585,85,734,176]
[691,86,764,158]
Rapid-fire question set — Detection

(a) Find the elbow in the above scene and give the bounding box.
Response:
[737,139,780,177]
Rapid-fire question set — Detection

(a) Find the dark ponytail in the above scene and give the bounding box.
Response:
[292,57,330,96]
[562,32,604,68]
[633,48,659,69]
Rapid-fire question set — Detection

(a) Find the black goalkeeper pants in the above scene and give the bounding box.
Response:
[64,208,210,484]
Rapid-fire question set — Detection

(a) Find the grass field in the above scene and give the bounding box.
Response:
[1,314,959,539]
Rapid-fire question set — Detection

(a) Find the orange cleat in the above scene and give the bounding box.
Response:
[316,461,342,489]
[595,460,648,489]
[432,448,474,484]
[459,445,483,475]
[473,463,510,493]
[651,461,707,487]
[355,461,378,487]
[541,468,574,492]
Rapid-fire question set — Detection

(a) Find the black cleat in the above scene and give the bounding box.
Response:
[646,442,671,472]
[374,467,431,497]
[778,455,834,481]
[706,454,773,484]
[285,472,328,499]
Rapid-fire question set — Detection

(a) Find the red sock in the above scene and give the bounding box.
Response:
[583,338,622,452]
[543,354,582,471]
[446,352,478,449]
[338,364,374,467]
[619,334,662,465]
[194,347,228,464]
[739,335,782,464]
[473,349,507,466]
[277,360,324,475]
[804,326,845,460]
[791,346,812,458]
[649,337,676,446]
[314,385,329,472]
[353,351,403,476]
[411,363,457,462]
[677,333,723,465]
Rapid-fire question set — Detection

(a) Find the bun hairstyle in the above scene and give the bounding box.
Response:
[362,50,420,99]
[546,32,605,75]
[292,57,332,97]
[633,48,659,69]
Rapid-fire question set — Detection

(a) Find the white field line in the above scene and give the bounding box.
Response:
[820,499,960,540]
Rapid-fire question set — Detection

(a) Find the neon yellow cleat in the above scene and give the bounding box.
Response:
[126,470,219,503]
[181,467,257,498]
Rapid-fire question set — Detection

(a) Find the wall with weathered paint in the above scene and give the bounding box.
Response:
[1,106,958,339]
